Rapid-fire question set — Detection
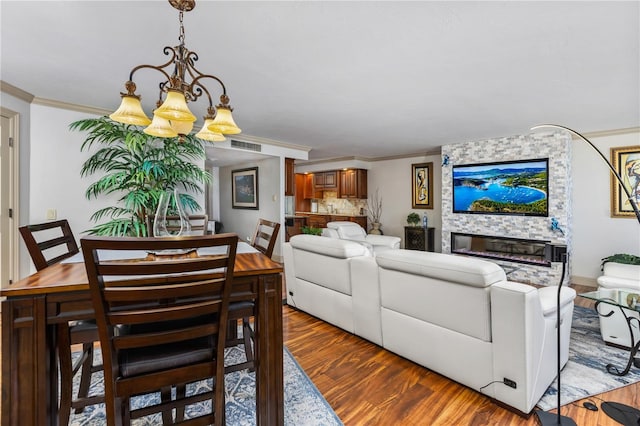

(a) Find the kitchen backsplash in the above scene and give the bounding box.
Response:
[310,191,368,216]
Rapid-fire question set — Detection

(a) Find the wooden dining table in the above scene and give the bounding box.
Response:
[0,247,284,426]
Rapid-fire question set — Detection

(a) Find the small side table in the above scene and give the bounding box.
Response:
[404,226,434,252]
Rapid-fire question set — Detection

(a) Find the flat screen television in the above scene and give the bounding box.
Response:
[452,158,549,216]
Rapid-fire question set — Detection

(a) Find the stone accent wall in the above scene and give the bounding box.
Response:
[441,131,572,286]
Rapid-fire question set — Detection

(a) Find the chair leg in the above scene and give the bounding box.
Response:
[75,342,94,413]
[161,386,173,424]
[57,323,73,426]
[176,385,186,422]
[242,317,255,371]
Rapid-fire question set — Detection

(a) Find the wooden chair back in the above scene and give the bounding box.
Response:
[250,218,281,258]
[81,233,238,425]
[19,219,79,270]
[146,214,208,236]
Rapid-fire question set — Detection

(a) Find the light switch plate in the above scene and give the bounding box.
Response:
[46,209,57,220]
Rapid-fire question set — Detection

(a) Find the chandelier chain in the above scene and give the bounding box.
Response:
[179,10,185,44]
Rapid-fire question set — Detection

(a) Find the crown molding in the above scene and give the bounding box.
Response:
[582,127,640,138]
[0,81,35,103]
[298,149,442,166]
[31,97,112,116]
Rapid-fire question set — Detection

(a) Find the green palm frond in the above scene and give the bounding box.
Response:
[71,116,212,236]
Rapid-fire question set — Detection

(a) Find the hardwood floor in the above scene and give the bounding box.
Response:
[1,284,638,425]
[283,284,640,426]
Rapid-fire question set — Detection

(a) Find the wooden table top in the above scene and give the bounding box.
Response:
[2,252,283,297]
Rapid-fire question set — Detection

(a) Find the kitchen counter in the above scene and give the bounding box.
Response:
[296,212,367,217]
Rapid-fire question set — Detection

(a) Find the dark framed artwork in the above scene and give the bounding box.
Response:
[232,167,259,209]
[610,145,640,218]
[411,162,433,209]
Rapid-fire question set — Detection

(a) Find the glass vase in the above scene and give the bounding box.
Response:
[153,188,192,237]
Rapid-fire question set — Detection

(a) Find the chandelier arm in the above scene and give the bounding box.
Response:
[190,74,227,98]
[126,46,178,83]
[531,124,640,224]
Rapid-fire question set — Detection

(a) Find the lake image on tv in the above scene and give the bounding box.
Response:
[453,160,548,215]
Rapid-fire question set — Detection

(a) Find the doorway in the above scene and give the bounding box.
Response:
[1,110,19,288]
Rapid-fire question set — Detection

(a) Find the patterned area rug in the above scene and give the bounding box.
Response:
[68,346,343,425]
[537,305,640,410]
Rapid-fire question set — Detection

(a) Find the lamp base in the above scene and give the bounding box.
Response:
[601,402,640,425]
[535,410,577,426]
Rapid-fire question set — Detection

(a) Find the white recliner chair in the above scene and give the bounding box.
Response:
[323,221,400,255]
[596,261,640,347]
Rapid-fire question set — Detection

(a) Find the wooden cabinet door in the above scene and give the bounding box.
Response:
[323,171,338,189]
[304,174,315,199]
[285,158,295,196]
[339,169,367,198]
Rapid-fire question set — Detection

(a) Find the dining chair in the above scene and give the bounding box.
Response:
[146,214,208,236]
[225,218,281,374]
[18,220,103,426]
[81,233,238,425]
[250,218,281,258]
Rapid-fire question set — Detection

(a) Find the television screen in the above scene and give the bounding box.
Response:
[452,158,549,216]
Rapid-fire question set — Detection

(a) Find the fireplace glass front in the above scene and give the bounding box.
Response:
[451,232,550,266]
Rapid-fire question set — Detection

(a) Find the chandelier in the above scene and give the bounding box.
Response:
[109,0,240,141]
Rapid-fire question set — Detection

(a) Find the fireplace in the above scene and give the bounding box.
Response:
[451,232,551,267]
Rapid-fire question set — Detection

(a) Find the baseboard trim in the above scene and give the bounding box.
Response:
[571,275,597,288]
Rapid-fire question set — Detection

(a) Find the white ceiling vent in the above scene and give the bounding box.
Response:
[231,140,262,152]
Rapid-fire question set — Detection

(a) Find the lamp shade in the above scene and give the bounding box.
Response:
[207,106,241,135]
[195,118,226,141]
[144,113,178,138]
[154,90,197,123]
[170,120,194,136]
[109,95,152,126]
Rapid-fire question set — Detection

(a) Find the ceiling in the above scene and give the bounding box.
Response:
[1,1,638,164]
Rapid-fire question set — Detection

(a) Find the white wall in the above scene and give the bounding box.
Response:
[219,157,284,258]
[29,104,104,241]
[571,130,640,284]
[368,155,442,252]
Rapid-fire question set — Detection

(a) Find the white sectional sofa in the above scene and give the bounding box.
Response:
[283,234,577,414]
[597,262,640,347]
[321,221,401,255]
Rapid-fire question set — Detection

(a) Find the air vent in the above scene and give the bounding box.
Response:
[231,140,262,152]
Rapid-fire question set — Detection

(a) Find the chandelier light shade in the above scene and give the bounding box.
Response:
[207,105,242,135]
[110,0,240,141]
[109,93,152,126]
[144,114,178,138]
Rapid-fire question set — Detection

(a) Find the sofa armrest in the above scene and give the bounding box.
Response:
[365,234,401,249]
[489,281,575,414]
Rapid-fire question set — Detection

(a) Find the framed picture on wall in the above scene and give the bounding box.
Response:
[611,145,640,218]
[232,167,259,209]
[411,162,433,209]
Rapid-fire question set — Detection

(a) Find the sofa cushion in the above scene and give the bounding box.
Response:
[327,221,367,241]
[290,234,369,258]
[376,250,506,287]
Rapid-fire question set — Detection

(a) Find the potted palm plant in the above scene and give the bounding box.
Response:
[70,117,211,236]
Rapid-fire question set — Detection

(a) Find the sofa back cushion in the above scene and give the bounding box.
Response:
[376,250,506,342]
[289,234,368,295]
[327,221,367,242]
[376,250,506,287]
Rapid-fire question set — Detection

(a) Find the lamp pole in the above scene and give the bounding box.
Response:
[531,124,640,224]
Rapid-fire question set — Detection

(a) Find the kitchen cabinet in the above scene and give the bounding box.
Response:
[313,171,338,191]
[285,158,295,196]
[339,169,367,199]
[298,214,367,231]
[285,216,307,241]
[295,174,311,211]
